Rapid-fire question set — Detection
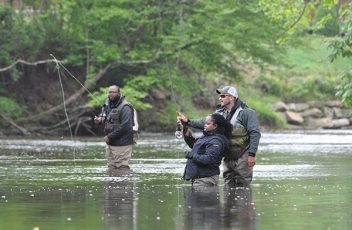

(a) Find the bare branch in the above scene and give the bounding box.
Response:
[0,112,30,135]
[0,58,154,73]
[0,59,58,72]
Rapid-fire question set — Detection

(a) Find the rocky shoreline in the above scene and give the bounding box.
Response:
[273,100,352,129]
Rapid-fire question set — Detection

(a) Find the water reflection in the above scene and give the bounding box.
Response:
[104,169,136,230]
[183,186,221,229]
[223,186,256,230]
[183,185,256,230]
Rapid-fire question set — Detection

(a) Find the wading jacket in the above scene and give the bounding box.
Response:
[187,98,261,158]
[183,131,229,180]
[103,95,134,146]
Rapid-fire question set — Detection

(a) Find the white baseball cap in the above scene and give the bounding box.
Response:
[216,86,238,97]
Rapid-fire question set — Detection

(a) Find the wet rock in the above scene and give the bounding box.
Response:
[332,118,350,128]
[272,100,351,130]
[323,107,334,119]
[285,111,304,125]
[302,108,323,118]
[272,102,289,112]
[338,108,352,118]
[325,100,343,107]
[288,103,309,112]
[306,117,333,129]
[307,101,324,108]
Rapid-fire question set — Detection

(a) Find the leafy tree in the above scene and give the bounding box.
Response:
[0,5,45,79]
[328,4,352,105]
[39,0,286,109]
[5,0,339,132]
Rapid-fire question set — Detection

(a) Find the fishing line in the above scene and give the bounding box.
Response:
[51,55,76,162]
[58,62,96,98]
[165,59,183,223]
[164,3,188,220]
[165,56,183,216]
[51,54,102,111]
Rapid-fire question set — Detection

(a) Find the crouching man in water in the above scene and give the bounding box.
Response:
[182,113,231,187]
[94,85,134,170]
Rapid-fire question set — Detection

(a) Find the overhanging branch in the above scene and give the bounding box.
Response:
[0,59,58,72]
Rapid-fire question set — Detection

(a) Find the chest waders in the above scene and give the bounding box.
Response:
[225,107,250,160]
[104,100,133,134]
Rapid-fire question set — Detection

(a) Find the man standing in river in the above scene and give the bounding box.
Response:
[94,85,134,170]
[177,86,261,186]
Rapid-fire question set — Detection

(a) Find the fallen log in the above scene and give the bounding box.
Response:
[0,112,30,135]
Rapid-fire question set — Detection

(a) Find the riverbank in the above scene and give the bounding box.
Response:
[272,100,352,130]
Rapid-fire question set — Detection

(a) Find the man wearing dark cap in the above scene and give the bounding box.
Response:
[177,86,261,186]
[94,85,134,170]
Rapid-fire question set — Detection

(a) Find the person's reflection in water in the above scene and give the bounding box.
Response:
[103,168,136,230]
[183,185,221,230]
[222,185,257,230]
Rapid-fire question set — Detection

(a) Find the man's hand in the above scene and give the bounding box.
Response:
[103,136,110,144]
[177,111,188,123]
[248,155,256,167]
[94,116,102,125]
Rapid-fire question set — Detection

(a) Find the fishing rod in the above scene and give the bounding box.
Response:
[165,55,184,139]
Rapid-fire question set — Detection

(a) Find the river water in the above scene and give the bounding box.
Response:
[0,130,351,230]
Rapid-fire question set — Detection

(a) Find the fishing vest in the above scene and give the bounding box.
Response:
[104,100,133,134]
[225,106,250,160]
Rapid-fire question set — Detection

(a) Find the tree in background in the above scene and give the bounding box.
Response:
[1,0,350,134]
[0,0,286,131]
[328,3,352,105]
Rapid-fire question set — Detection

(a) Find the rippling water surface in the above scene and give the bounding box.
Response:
[0,130,351,230]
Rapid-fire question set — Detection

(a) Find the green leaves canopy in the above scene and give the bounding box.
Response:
[35,0,285,109]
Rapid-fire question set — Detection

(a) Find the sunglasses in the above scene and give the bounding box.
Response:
[220,94,230,98]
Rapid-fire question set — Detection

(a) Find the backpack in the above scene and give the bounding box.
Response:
[132,108,139,143]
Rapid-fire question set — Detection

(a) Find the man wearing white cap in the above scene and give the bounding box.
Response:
[177,86,261,186]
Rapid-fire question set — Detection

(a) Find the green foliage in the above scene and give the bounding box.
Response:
[87,85,151,111]
[327,4,352,105]
[336,70,352,106]
[1,1,291,122]
[255,35,347,102]
[256,74,286,97]
[2,0,350,132]
[257,72,339,102]
[0,96,24,118]
[248,98,287,129]
[156,102,178,126]
[282,35,351,73]
[259,0,309,36]
[87,87,107,108]
[313,6,340,36]
[0,6,45,71]
[287,74,338,101]
[47,0,285,104]
[121,86,151,110]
